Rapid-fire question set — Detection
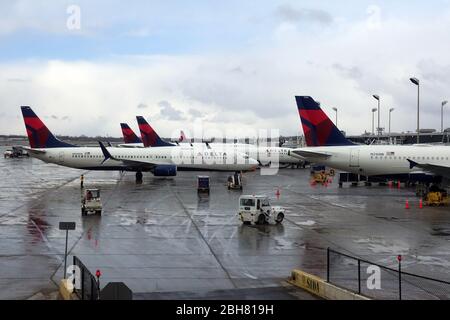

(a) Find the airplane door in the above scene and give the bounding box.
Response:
[59,151,65,163]
[349,149,360,167]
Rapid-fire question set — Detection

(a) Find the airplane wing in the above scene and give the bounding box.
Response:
[407,159,450,178]
[98,141,158,169]
[290,149,331,160]
[21,146,46,154]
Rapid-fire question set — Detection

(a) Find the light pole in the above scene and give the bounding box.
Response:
[373,95,380,135]
[332,107,338,127]
[410,77,420,143]
[441,101,448,132]
[389,108,394,135]
[371,108,377,135]
[59,222,76,279]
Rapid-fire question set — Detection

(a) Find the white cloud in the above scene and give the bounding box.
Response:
[2,4,450,139]
[276,4,333,25]
[158,100,185,121]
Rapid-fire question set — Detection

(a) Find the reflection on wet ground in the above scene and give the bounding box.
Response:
[1,146,450,299]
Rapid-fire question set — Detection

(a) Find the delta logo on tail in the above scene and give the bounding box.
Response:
[295,96,354,147]
[21,106,76,148]
[179,130,187,143]
[136,116,175,147]
[120,123,142,144]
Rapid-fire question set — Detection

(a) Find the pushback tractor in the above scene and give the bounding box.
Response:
[238,195,285,225]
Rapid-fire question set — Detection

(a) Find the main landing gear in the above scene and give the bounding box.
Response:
[136,171,143,182]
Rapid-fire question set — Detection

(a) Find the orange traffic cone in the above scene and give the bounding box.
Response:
[405,199,410,209]
[275,188,280,198]
[419,198,423,209]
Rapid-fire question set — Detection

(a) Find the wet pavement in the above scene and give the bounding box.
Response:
[1,146,450,299]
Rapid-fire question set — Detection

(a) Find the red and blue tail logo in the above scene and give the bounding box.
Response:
[295,96,354,147]
[136,116,175,147]
[120,123,142,144]
[179,130,187,143]
[21,106,76,148]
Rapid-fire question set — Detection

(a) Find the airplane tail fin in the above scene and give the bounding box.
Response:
[136,116,175,147]
[20,106,77,148]
[179,130,187,143]
[295,96,354,147]
[120,123,142,144]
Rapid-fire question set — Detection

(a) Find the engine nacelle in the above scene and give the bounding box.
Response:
[408,173,441,184]
[152,165,177,176]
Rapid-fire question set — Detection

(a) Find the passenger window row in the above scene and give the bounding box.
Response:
[370,156,448,161]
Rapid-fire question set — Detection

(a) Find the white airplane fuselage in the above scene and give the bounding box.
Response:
[293,144,450,176]
[28,145,258,172]
[179,142,301,165]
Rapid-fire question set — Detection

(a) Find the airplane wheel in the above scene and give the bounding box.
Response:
[276,212,284,224]
[136,171,143,181]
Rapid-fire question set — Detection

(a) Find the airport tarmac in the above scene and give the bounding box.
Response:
[1,146,450,299]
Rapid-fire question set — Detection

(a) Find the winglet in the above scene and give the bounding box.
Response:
[407,159,418,169]
[99,141,112,164]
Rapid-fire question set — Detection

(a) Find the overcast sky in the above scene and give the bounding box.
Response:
[1,0,450,139]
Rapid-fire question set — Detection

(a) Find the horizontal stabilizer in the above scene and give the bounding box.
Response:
[21,146,46,154]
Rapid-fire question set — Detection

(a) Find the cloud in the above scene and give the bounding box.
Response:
[6,78,30,83]
[417,59,450,84]
[51,115,58,120]
[276,5,333,25]
[158,100,185,121]
[1,4,450,139]
[188,109,203,118]
[123,27,152,38]
[332,63,363,80]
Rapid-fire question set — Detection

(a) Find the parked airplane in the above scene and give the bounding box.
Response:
[118,123,144,148]
[21,106,259,180]
[136,116,303,166]
[290,96,450,182]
